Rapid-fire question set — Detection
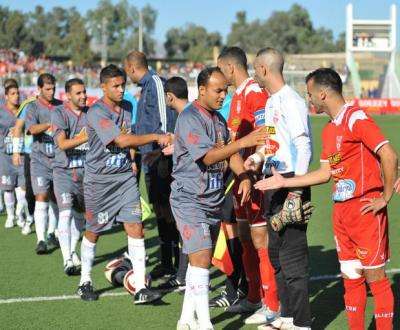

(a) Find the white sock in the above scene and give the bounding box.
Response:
[4,191,15,219]
[128,236,146,291]
[80,236,96,285]
[71,210,84,253]
[179,264,196,323]
[189,266,212,329]
[15,187,28,222]
[47,201,58,235]
[58,209,72,264]
[34,201,48,242]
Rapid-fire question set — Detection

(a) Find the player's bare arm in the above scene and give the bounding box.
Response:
[202,127,267,166]
[229,152,252,206]
[12,118,25,166]
[360,143,398,215]
[55,128,88,151]
[113,132,170,149]
[254,162,331,191]
[28,122,51,135]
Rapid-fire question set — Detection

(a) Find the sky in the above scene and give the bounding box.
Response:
[2,0,400,47]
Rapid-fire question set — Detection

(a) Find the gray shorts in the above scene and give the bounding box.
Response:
[53,167,85,211]
[0,152,25,191]
[170,195,220,255]
[84,171,142,234]
[30,155,53,195]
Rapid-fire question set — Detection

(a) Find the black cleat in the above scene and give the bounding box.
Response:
[47,233,59,249]
[134,287,162,304]
[156,275,185,293]
[64,260,76,276]
[149,264,176,280]
[77,282,99,301]
[35,241,48,255]
[209,290,239,308]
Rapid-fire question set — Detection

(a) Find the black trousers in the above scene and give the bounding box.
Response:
[24,153,35,215]
[264,173,311,328]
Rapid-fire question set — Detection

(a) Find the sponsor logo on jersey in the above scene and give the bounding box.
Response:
[265,126,276,135]
[328,152,341,165]
[254,109,265,127]
[332,179,356,201]
[264,139,279,156]
[231,117,241,127]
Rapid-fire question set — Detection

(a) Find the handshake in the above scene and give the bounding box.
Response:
[270,192,314,231]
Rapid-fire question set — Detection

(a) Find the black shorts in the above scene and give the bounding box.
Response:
[221,172,236,224]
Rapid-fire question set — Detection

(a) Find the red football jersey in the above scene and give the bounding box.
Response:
[227,78,268,140]
[320,105,388,201]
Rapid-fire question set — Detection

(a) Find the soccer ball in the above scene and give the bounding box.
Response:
[123,270,152,295]
[104,256,132,287]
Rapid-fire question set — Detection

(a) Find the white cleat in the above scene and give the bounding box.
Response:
[71,251,81,267]
[5,217,14,228]
[21,223,32,235]
[16,217,25,228]
[176,320,201,330]
[246,305,280,325]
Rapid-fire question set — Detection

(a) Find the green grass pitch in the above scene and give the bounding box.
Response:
[0,116,399,329]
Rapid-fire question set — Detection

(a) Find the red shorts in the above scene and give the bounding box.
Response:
[333,191,389,269]
[232,181,266,227]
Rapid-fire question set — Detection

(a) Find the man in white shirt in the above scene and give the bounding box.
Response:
[245,47,313,330]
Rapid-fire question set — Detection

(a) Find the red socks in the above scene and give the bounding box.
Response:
[343,277,367,330]
[241,240,260,303]
[369,278,394,330]
[257,247,279,312]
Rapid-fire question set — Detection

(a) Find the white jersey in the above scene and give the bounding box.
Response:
[261,84,312,175]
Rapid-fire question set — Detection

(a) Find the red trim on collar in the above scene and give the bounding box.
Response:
[100,98,121,114]
[192,100,214,118]
[38,96,55,110]
[64,102,82,118]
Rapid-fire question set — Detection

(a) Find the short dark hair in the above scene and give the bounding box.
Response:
[100,64,126,84]
[5,84,18,95]
[197,67,223,88]
[305,68,343,94]
[65,78,85,93]
[38,73,56,88]
[218,46,247,69]
[165,77,188,100]
[3,78,18,89]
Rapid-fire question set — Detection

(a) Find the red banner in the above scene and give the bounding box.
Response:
[349,99,400,114]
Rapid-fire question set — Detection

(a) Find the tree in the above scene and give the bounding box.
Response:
[165,24,221,62]
[86,0,157,59]
[0,6,28,50]
[227,4,344,54]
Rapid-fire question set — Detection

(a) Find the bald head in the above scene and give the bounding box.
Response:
[255,47,284,74]
[124,51,149,83]
[125,51,148,69]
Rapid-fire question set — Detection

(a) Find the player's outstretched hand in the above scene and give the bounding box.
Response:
[360,196,387,215]
[239,127,268,149]
[237,175,251,206]
[157,134,171,147]
[394,177,400,194]
[162,144,174,156]
[254,167,285,191]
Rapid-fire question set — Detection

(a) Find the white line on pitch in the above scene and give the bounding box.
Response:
[1,268,399,304]
[0,291,128,304]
